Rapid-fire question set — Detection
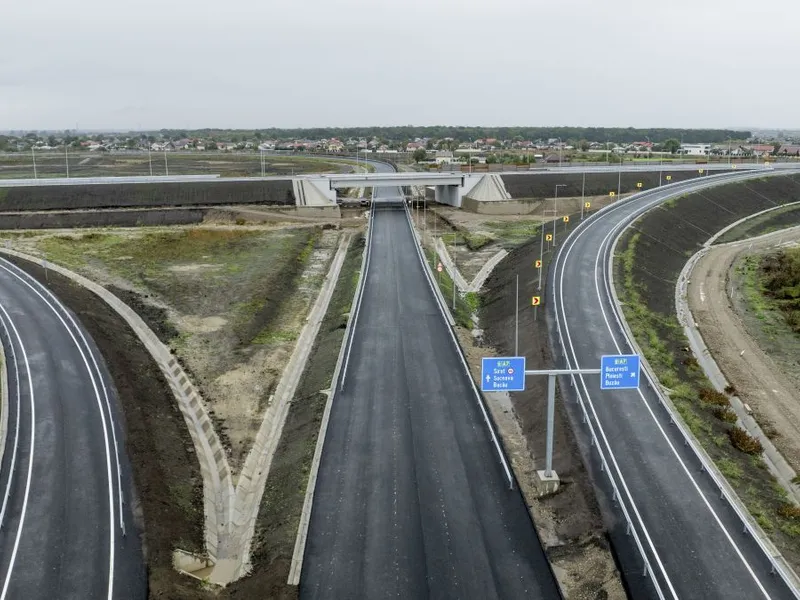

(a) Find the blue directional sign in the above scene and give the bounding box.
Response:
[600,354,641,390]
[481,357,526,392]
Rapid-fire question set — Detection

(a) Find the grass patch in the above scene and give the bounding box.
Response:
[426,248,476,329]
[616,221,800,563]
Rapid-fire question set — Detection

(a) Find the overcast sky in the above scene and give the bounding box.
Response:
[3,0,799,131]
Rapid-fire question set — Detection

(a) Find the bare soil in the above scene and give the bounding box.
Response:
[617,173,800,569]
[3,255,207,599]
[691,235,800,472]
[9,225,342,476]
[479,237,626,599]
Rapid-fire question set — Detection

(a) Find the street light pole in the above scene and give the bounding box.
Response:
[65,144,69,178]
[553,184,566,246]
[538,217,545,290]
[580,171,586,220]
[148,147,153,176]
[515,274,519,356]
[31,147,37,179]
[164,150,169,176]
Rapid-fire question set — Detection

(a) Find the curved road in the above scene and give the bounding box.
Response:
[302,170,559,597]
[550,170,800,599]
[0,257,145,599]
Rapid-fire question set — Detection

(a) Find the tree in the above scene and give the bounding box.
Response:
[412,148,427,162]
[579,139,590,152]
[47,135,57,147]
[663,138,681,154]
[773,142,782,156]
[486,154,498,164]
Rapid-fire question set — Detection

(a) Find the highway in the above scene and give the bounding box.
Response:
[0,257,145,599]
[550,170,800,600]
[0,161,774,188]
[301,168,560,597]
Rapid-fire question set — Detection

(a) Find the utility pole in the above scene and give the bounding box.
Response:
[552,184,566,246]
[65,144,70,178]
[164,150,169,176]
[580,171,586,219]
[148,147,153,176]
[31,146,37,179]
[515,274,519,356]
[617,160,622,198]
[538,220,545,290]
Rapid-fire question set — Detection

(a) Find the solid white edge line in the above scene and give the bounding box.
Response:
[401,197,514,488]
[553,170,794,599]
[0,260,117,600]
[0,303,34,600]
[340,199,374,390]
[554,207,675,600]
[0,258,126,535]
[0,308,22,531]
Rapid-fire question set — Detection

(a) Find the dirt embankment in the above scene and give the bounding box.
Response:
[0,179,295,211]
[4,256,206,598]
[617,172,800,568]
[501,170,699,199]
[480,238,625,599]
[690,233,800,473]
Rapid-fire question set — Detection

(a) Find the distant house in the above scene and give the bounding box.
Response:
[778,144,800,156]
[679,143,711,156]
[749,144,774,157]
[435,150,455,165]
[544,153,567,163]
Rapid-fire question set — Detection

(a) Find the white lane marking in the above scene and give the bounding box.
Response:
[595,203,772,598]
[0,258,126,535]
[700,283,706,303]
[555,213,675,600]
[401,199,514,487]
[0,261,117,600]
[0,307,23,531]
[0,303,35,600]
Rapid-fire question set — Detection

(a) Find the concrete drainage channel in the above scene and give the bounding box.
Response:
[0,236,353,586]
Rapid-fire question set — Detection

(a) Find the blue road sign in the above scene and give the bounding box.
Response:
[481,357,526,392]
[600,354,641,390]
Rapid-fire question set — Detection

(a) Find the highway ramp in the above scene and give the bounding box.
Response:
[301,180,559,597]
[0,257,145,599]
[551,172,800,600]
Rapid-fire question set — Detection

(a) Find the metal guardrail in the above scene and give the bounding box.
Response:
[551,169,800,598]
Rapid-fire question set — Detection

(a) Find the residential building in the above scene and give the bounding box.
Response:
[679,143,711,156]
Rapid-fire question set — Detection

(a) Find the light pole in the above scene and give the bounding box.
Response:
[65,144,70,178]
[31,146,37,179]
[580,171,586,219]
[538,217,545,290]
[553,184,566,246]
[148,147,153,176]
[164,149,169,176]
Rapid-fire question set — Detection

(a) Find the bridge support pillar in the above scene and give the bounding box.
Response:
[434,184,461,207]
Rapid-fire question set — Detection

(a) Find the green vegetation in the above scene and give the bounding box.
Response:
[483,220,541,248]
[616,229,800,553]
[760,248,800,332]
[426,248,476,329]
[441,231,496,251]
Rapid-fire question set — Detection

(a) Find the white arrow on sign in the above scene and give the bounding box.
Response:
[485,375,491,382]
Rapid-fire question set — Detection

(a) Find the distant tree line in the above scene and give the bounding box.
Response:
[153,126,750,144]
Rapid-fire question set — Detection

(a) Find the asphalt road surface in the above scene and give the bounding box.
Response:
[0,257,145,599]
[550,170,800,600]
[302,178,559,598]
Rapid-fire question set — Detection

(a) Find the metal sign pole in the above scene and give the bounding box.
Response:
[545,374,556,476]
[515,274,519,356]
[523,368,602,479]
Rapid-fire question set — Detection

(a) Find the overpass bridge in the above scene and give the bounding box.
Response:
[296,171,509,207]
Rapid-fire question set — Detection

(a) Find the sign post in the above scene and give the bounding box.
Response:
[600,354,641,390]
[478,354,640,493]
[481,357,526,392]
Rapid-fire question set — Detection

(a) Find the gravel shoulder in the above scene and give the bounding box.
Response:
[690,228,800,471]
